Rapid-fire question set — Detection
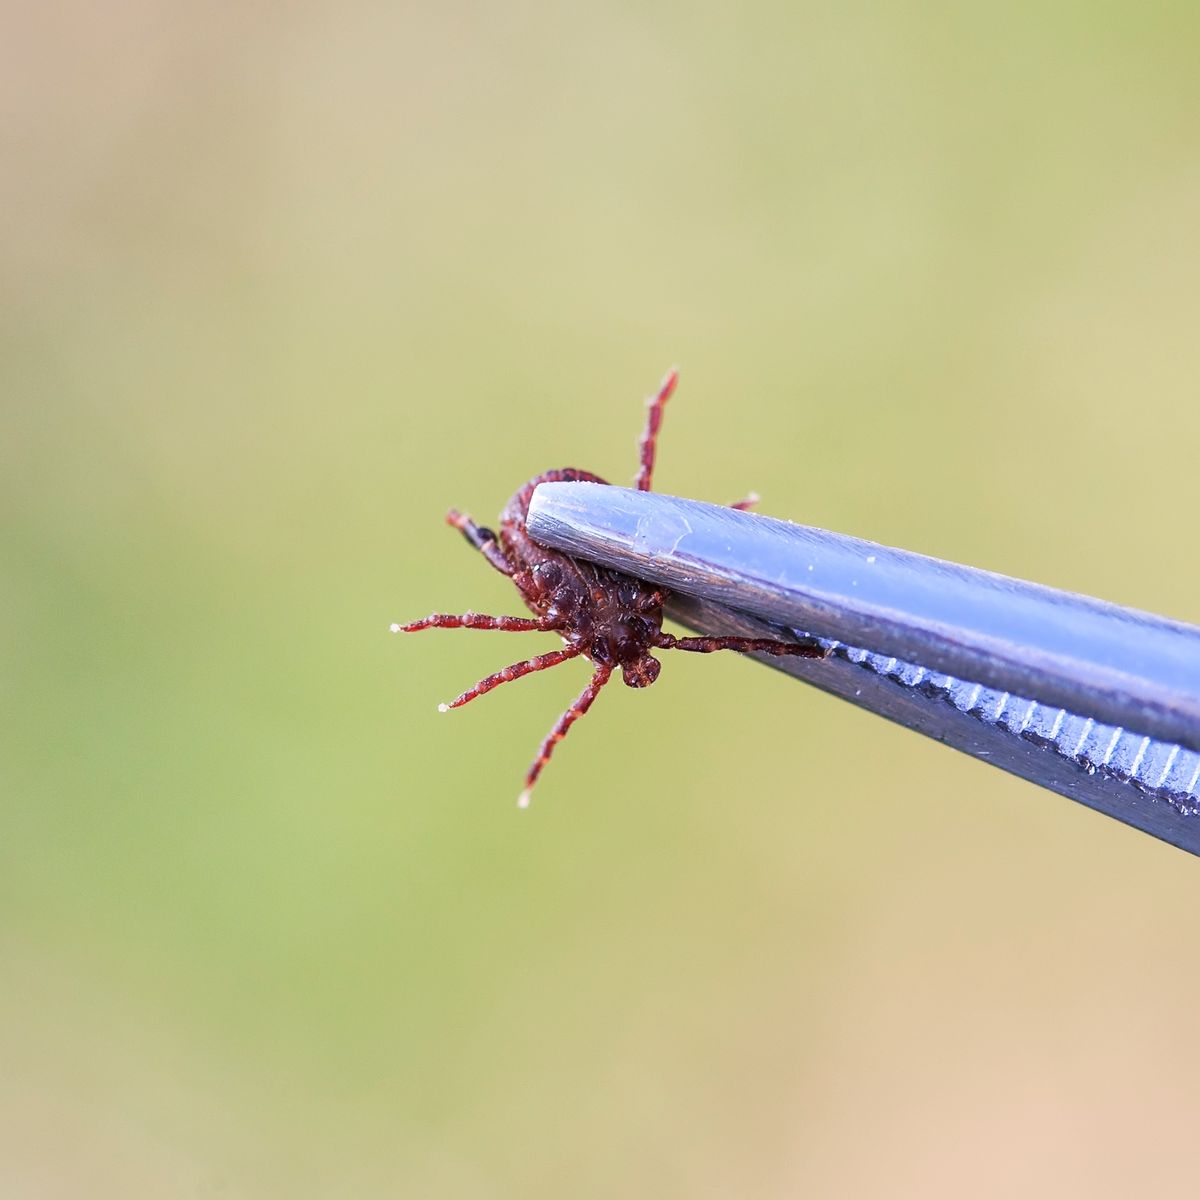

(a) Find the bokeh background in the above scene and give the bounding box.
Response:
[4,3,1200,1196]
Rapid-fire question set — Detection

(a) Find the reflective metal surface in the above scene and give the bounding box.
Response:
[527,483,1200,855]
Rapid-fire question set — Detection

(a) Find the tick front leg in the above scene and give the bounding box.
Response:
[636,588,666,614]
[391,612,558,634]
[656,632,825,659]
[518,665,613,807]
[446,508,515,577]
[634,367,680,492]
[728,492,760,512]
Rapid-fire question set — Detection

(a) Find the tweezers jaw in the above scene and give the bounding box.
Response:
[526,483,1200,856]
[667,592,1200,856]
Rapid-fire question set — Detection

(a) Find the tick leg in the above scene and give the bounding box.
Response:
[446,508,515,577]
[441,646,582,711]
[391,612,558,634]
[636,588,666,614]
[634,367,680,492]
[655,632,826,659]
[518,665,613,807]
[728,492,760,512]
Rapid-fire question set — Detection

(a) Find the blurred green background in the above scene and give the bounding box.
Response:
[4,3,1200,1196]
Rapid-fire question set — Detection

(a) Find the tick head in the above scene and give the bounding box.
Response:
[597,615,662,687]
[620,653,661,688]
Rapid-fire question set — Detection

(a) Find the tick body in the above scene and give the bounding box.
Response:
[392,370,824,806]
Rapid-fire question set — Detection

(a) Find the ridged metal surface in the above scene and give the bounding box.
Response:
[830,637,1200,816]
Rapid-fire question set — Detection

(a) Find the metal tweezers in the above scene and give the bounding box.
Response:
[526,484,1200,856]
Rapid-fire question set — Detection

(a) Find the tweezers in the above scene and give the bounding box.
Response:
[526,483,1200,857]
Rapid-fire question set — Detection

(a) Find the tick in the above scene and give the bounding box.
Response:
[391,369,825,807]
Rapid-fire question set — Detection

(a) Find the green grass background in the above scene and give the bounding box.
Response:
[4,4,1200,1196]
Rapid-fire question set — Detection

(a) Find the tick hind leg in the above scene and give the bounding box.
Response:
[655,631,825,659]
[634,367,680,492]
[519,665,613,808]
[439,646,582,711]
[446,508,514,576]
[728,492,759,512]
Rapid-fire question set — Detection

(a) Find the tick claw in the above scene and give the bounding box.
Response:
[389,623,402,633]
[437,703,449,713]
[517,789,532,809]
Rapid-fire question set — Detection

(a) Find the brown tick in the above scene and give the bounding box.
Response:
[392,369,825,807]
